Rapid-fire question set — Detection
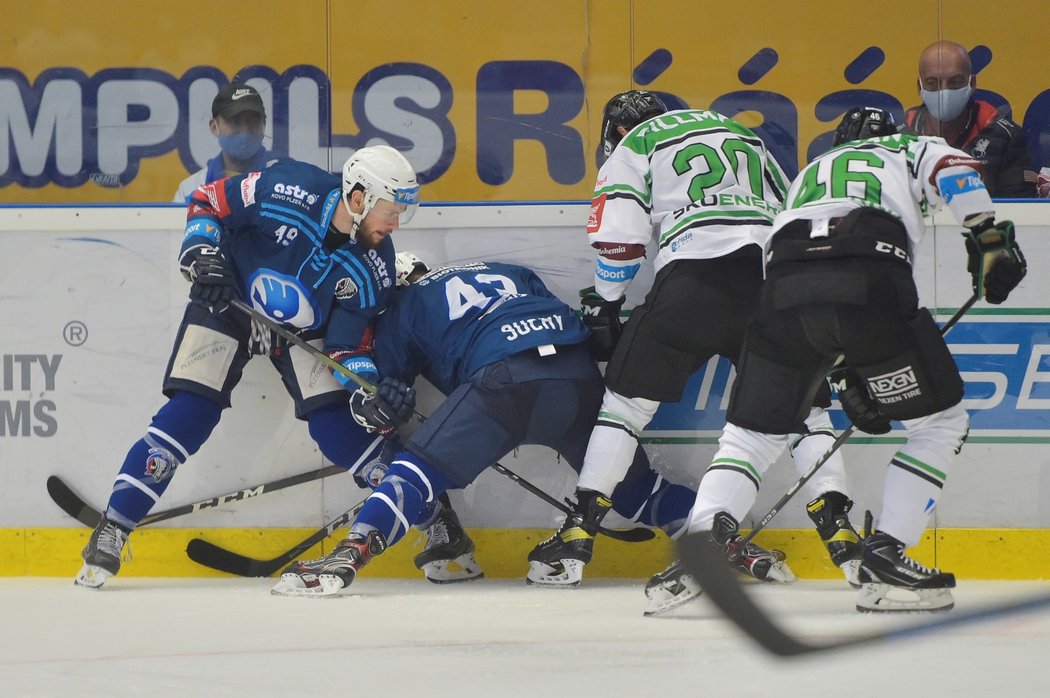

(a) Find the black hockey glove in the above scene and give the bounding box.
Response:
[187,247,238,311]
[828,366,891,435]
[962,220,1027,304]
[349,377,416,437]
[580,286,626,362]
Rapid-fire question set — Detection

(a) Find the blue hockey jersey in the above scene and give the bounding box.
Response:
[373,262,591,394]
[181,160,396,358]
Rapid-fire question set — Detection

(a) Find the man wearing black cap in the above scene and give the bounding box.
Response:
[174,82,275,203]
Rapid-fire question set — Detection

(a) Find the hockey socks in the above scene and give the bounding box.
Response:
[105,392,221,529]
[350,454,455,548]
[306,402,386,474]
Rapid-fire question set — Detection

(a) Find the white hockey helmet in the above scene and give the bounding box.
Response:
[394,251,430,287]
[341,145,420,232]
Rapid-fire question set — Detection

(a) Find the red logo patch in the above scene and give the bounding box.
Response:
[587,194,607,234]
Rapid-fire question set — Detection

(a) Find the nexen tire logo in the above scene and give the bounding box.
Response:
[868,366,921,403]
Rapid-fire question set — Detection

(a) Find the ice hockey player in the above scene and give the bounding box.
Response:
[75,146,475,588]
[683,106,1026,612]
[529,90,863,615]
[271,256,699,597]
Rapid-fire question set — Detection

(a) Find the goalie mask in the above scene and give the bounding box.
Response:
[833,107,898,146]
[341,145,420,234]
[394,251,430,287]
[600,90,667,163]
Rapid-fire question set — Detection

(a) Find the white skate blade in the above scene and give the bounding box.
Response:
[420,553,484,584]
[270,572,350,598]
[856,582,955,613]
[840,559,862,588]
[750,557,797,584]
[525,559,585,588]
[643,574,703,617]
[74,564,112,589]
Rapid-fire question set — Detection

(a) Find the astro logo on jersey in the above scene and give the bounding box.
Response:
[335,277,358,300]
[868,366,922,404]
[248,270,317,329]
[273,183,318,206]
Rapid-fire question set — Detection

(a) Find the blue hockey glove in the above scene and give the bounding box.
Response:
[963,220,1027,304]
[828,366,891,435]
[187,247,237,311]
[349,377,416,437]
[580,286,626,362]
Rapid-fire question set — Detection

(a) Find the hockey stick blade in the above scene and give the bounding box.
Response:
[186,501,366,577]
[47,475,104,527]
[47,466,346,529]
[678,532,1050,657]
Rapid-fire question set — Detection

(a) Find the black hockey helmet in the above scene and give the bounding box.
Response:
[832,107,898,146]
[600,90,668,162]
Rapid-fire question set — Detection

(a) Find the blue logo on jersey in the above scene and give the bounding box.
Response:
[596,259,639,282]
[937,173,985,202]
[248,270,317,329]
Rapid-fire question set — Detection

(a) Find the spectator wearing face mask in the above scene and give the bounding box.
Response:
[900,40,1035,198]
[174,82,277,203]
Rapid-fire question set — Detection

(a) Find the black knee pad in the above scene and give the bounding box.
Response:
[856,309,963,421]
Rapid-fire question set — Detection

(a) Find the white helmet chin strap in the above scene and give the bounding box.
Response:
[340,192,365,236]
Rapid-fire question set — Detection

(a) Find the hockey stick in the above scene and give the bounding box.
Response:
[737,294,979,547]
[678,532,1050,657]
[488,462,653,542]
[186,497,368,577]
[46,466,346,529]
[231,299,654,544]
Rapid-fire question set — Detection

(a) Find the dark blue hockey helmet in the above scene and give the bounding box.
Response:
[601,90,667,162]
[832,107,898,146]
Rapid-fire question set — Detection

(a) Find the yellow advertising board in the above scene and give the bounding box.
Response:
[1,0,1048,203]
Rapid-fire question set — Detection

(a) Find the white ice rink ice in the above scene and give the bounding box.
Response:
[1,577,1049,697]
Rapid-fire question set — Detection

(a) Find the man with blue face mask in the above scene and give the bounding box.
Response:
[173,82,277,203]
[901,40,1035,198]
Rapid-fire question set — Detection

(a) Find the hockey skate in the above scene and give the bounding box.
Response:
[75,516,130,589]
[526,489,612,588]
[856,531,955,613]
[806,491,862,587]
[712,511,796,583]
[414,507,484,584]
[643,560,703,616]
[271,530,386,598]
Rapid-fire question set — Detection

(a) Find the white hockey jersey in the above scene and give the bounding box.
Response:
[586,109,790,301]
[773,133,995,257]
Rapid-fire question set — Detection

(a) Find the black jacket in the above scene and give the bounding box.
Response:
[903,100,1035,198]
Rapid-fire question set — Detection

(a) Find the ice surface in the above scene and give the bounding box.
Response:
[0,577,1048,697]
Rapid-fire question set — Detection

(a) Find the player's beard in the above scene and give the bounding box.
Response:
[356,219,391,249]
